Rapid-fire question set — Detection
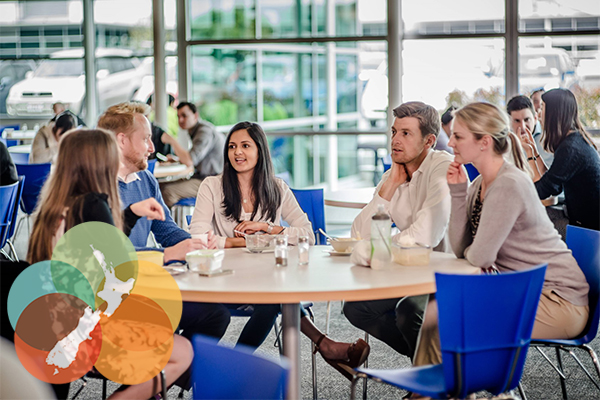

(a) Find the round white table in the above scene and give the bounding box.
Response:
[324,187,375,209]
[170,245,478,399]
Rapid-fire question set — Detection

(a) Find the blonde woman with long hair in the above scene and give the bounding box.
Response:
[27,129,192,399]
[408,103,589,399]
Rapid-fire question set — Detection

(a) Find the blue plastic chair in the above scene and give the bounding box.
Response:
[3,176,25,261]
[147,158,157,173]
[464,163,480,181]
[192,335,290,399]
[14,163,52,238]
[290,188,326,245]
[172,197,196,228]
[529,225,600,398]
[351,265,547,399]
[0,181,19,260]
[8,151,29,165]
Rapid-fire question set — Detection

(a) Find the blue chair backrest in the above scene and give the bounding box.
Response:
[464,163,480,181]
[382,154,392,172]
[566,225,600,343]
[290,188,326,245]
[192,335,289,399]
[147,158,157,173]
[186,215,192,226]
[7,176,25,241]
[8,151,29,165]
[436,265,547,398]
[0,181,19,248]
[15,163,52,214]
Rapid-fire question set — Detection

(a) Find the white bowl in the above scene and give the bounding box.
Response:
[329,238,361,253]
[186,249,225,273]
[392,243,432,266]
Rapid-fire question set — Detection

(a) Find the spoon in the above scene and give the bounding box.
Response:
[318,228,337,242]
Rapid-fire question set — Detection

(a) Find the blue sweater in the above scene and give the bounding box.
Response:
[118,170,190,249]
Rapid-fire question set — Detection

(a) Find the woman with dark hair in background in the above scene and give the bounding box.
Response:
[29,111,77,164]
[525,88,600,230]
[189,121,369,379]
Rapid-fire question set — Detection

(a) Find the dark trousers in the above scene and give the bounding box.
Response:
[179,301,231,341]
[343,294,428,359]
[226,304,309,350]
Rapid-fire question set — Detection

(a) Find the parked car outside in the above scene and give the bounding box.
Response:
[0,59,38,114]
[6,48,144,118]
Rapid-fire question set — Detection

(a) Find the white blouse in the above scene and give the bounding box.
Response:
[189,175,315,249]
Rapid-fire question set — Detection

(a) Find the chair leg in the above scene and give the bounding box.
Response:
[0,249,14,262]
[13,215,25,241]
[325,301,332,335]
[581,344,600,384]
[564,347,600,391]
[350,374,361,400]
[517,382,528,400]
[555,347,568,400]
[160,370,167,400]
[309,308,318,400]
[102,377,107,399]
[363,332,369,400]
[273,322,283,355]
[7,239,19,261]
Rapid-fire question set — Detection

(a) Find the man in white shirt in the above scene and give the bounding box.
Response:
[344,101,454,360]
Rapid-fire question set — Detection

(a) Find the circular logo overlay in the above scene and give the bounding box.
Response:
[7,222,182,385]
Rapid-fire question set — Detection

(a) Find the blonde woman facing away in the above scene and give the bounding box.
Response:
[410,103,589,397]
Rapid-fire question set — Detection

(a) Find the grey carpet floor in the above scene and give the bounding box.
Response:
[64,300,600,400]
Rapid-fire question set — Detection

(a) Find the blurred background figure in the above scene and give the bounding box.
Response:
[435,105,455,153]
[147,93,179,138]
[29,110,76,163]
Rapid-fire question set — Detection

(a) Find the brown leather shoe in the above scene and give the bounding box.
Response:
[317,338,370,381]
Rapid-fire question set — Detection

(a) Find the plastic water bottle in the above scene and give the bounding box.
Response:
[370,204,391,270]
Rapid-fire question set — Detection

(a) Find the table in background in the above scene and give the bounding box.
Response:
[7,144,32,154]
[2,129,37,144]
[169,246,478,399]
[153,162,194,183]
[324,187,375,209]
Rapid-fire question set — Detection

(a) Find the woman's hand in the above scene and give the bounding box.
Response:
[130,198,165,221]
[447,161,467,185]
[205,230,218,249]
[234,220,268,236]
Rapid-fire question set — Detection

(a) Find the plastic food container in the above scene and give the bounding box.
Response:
[392,243,432,266]
[186,249,225,273]
[245,234,277,253]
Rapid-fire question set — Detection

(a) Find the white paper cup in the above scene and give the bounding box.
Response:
[191,234,208,245]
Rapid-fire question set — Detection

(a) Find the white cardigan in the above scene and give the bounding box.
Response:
[189,175,315,249]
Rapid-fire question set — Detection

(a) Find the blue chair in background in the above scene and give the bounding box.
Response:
[0,181,20,261]
[464,163,480,181]
[14,163,52,238]
[528,225,600,398]
[147,158,157,173]
[3,176,25,261]
[8,150,29,165]
[172,197,196,228]
[290,188,326,245]
[351,265,547,400]
[192,335,290,400]
[382,154,392,173]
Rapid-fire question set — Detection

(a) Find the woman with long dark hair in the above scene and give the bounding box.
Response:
[523,88,600,230]
[189,121,369,379]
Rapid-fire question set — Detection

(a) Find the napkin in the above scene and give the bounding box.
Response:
[350,241,372,267]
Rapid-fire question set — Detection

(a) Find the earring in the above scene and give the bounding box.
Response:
[480,147,484,151]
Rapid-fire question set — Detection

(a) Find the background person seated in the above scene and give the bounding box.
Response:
[29,111,76,164]
[159,101,225,208]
